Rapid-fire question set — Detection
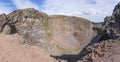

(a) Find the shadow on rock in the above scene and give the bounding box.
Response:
[51,26,118,62]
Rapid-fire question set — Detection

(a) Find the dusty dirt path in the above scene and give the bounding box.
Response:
[0,33,57,62]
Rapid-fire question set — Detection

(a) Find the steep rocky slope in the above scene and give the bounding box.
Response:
[0,8,95,56]
[48,15,94,55]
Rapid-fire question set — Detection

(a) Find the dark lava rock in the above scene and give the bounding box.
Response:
[0,14,10,32]
[77,2,120,62]
[97,2,120,41]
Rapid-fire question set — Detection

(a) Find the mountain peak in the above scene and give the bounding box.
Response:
[8,8,48,19]
[112,2,120,22]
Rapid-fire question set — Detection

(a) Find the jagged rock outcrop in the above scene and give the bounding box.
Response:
[7,8,49,45]
[89,2,120,43]
[76,2,120,62]
[0,14,10,33]
[103,2,120,39]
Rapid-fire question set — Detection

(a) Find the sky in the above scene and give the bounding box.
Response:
[0,0,119,22]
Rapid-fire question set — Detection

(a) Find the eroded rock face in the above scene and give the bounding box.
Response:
[7,8,49,44]
[103,2,120,39]
[48,15,94,55]
[113,2,120,22]
[91,2,120,42]
[0,8,95,55]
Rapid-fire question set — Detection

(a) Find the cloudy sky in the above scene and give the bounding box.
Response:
[0,0,119,22]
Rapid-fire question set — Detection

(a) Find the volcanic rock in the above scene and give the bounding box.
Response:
[0,14,10,32]
[7,8,49,45]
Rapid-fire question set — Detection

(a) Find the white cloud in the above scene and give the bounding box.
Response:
[0,2,12,14]
[41,0,120,22]
[0,0,120,22]
[12,0,39,10]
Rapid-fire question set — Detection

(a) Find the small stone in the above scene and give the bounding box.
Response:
[2,25,11,34]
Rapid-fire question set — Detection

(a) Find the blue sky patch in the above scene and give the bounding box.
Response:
[0,0,119,22]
